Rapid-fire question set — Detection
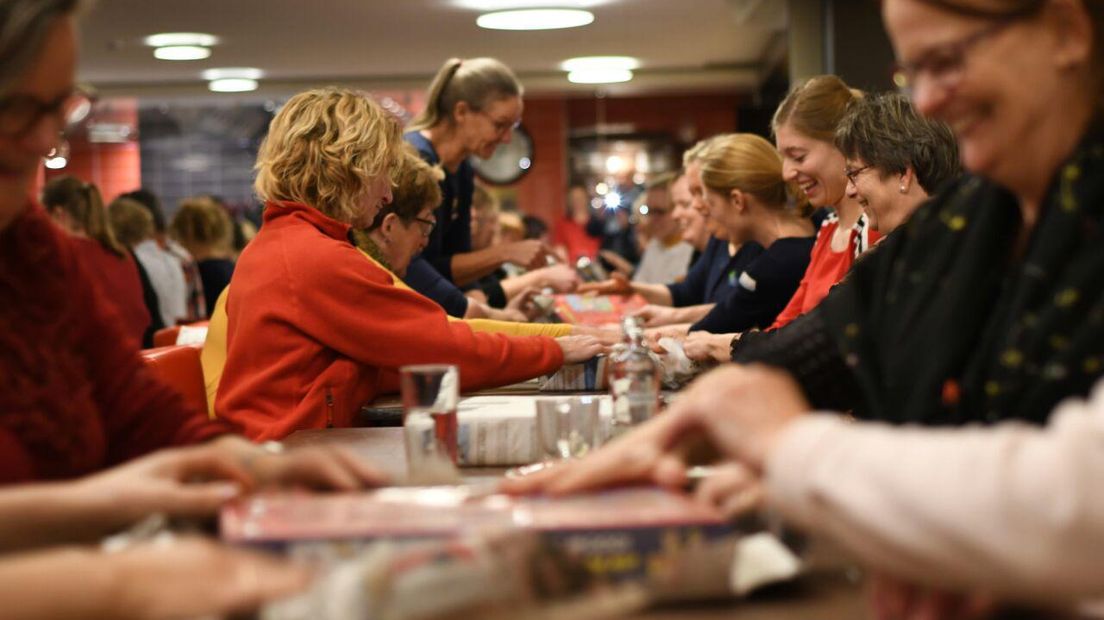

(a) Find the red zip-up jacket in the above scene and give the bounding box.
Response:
[216,201,564,440]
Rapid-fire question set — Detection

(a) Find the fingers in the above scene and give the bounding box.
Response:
[327,447,391,487]
[250,447,383,492]
[692,463,763,519]
[143,481,246,517]
[158,444,256,489]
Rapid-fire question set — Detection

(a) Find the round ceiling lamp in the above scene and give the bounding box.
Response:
[477,8,594,30]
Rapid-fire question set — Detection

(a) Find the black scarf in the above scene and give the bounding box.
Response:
[820,126,1104,425]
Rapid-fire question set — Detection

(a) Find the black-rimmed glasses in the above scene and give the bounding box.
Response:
[0,87,93,138]
[412,216,436,237]
[845,164,872,185]
[890,18,1017,95]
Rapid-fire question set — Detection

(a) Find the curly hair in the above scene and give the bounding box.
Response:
[254,88,403,223]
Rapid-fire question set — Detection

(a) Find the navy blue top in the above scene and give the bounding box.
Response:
[667,237,763,308]
[197,258,234,318]
[402,131,474,317]
[690,236,815,334]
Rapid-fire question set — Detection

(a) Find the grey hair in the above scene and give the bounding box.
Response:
[0,0,79,95]
[407,57,523,131]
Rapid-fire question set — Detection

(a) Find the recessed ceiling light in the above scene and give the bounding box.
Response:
[476,8,594,30]
[202,67,264,81]
[567,68,633,84]
[561,56,639,72]
[153,45,211,61]
[208,78,258,93]
[143,32,218,47]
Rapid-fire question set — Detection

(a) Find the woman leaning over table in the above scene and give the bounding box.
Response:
[215,88,601,441]
[404,57,564,319]
[506,0,1104,613]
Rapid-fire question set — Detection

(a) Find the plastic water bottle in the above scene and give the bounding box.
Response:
[609,315,661,433]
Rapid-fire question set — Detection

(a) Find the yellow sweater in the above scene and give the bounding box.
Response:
[200,250,571,417]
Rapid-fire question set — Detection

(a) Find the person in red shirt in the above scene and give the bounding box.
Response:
[552,184,602,265]
[41,175,150,347]
[217,88,601,441]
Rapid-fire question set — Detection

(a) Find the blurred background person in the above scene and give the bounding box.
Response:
[41,176,149,347]
[631,172,695,285]
[169,196,235,318]
[551,183,601,265]
[107,196,165,346]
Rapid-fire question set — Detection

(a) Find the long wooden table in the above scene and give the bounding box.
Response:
[286,426,867,619]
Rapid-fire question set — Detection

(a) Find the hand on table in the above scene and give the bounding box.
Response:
[505,287,543,321]
[72,443,253,525]
[868,573,996,620]
[212,435,389,491]
[693,462,765,519]
[577,272,632,296]
[502,240,550,270]
[106,536,311,620]
[644,324,690,352]
[531,264,579,293]
[555,335,607,364]
[499,364,809,496]
[682,331,736,363]
[570,324,623,346]
[633,304,680,327]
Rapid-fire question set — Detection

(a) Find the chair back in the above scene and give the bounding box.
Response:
[139,344,207,416]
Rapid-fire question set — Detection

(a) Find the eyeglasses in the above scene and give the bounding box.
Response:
[0,87,93,138]
[890,18,1017,96]
[478,110,521,136]
[412,216,436,237]
[844,164,873,185]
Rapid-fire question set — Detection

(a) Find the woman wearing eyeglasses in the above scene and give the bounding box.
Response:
[403,57,561,320]
[507,0,1104,610]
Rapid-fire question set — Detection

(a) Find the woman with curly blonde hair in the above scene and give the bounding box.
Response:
[217,89,600,440]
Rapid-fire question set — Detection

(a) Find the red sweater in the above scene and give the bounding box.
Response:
[770,213,880,330]
[216,201,564,441]
[0,203,229,483]
[71,236,150,348]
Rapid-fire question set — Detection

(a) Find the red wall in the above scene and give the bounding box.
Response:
[511,97,569,229]
[41,98,141,203]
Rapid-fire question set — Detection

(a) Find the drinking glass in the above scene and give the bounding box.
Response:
[400,364,460,472]
[534,396,602,461]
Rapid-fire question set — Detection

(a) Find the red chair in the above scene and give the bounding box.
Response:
[139,344,207,416]
[152,326,181,348]
[152,321,209,348]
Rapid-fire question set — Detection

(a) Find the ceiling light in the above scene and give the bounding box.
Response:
[143,32,218,47]
[208,78,258,93]
[44,156,68,170]
[202,67,264,81]
[477,8,594,30]
[561,56,639,72]
[568,68,633,84]
[153,45,211,61]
